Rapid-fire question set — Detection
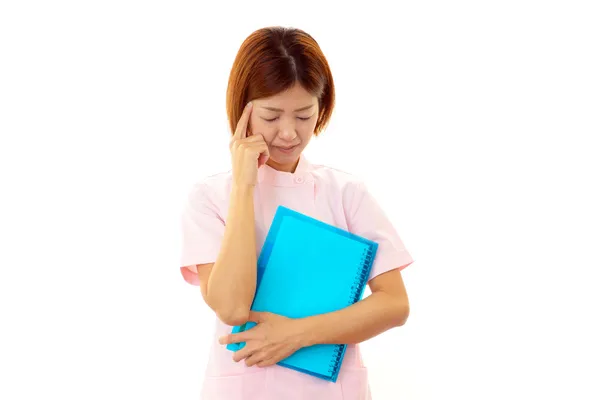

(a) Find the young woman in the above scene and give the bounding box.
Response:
[180,26,414,400]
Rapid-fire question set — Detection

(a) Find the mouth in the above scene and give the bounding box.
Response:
[274,145,298,153]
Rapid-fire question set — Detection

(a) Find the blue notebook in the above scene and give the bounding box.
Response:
[226,205,378,382]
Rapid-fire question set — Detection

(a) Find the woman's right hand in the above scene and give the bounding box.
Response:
[229,102,270,187]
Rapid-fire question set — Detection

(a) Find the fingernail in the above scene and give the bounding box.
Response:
[246,102,252,108]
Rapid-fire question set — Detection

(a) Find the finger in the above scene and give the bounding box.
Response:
[245,141,269,153]
[244,351,267,367]
[241,142,270,165]
[261,145,270,164]
[219,331,251,345]
[258,152,270,168]
[233,102,253,140]
[229,130,264,152]
[230,137,258,155]
[257,356,279,368]
[250,140,270,157]
[232,344,256,363]
[243,133,266,142]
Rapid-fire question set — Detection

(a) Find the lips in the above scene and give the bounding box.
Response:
[275,145,298,153]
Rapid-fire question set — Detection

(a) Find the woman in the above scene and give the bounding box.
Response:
[180,26,414,400]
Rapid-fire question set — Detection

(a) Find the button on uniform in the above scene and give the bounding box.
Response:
[294,176,304,184]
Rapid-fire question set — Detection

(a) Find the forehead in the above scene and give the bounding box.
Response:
[254,83,317,108]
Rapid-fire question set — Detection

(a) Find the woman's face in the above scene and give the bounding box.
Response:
[248,82,319,172]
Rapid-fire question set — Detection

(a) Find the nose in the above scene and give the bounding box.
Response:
[278,120,297,141]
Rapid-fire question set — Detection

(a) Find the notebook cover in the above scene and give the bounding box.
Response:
[226,205,378,382]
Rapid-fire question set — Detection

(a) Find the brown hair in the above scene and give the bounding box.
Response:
[225,26,335,136]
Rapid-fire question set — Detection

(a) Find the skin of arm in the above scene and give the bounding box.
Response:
[298,268,410,346]
[197,183,258,326]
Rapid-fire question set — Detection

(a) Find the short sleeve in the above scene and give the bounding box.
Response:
[179,182,225,286]
[346,180,414,281]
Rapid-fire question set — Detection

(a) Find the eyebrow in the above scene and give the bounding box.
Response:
[261,104,314,112]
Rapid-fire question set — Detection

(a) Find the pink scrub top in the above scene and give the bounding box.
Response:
[180,154,414,400]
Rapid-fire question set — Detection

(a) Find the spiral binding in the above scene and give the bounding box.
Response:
[328,344,345,374]
[348,246,374,304]
[327,245,375,376]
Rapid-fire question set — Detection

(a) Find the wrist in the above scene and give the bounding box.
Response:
[292,316,318,348]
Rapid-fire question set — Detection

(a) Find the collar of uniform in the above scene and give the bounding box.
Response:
[257,153,314,186]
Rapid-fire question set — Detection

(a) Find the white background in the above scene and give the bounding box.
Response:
[1,1,599,399]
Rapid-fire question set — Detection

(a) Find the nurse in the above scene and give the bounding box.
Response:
[180,26,414,400]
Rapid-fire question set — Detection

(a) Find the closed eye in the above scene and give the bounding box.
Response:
[262,117,311,122]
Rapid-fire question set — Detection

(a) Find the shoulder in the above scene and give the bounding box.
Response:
[185,170,233,211]
[309,162,370,213]
[310,162,368,195]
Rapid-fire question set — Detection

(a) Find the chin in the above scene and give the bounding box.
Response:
[270,153,293,162]
[268,156,292,167]
[267,149,301,170]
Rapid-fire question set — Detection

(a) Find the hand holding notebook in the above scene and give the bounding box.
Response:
[225,205,378,382]
[219,310,308,366]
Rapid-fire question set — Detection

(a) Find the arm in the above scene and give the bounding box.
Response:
[298,178,412,345]
[299,268,409,346]
[217,177,414,366]
[202,183,257,326]
[218,268,410,367]
[186,102,268,326]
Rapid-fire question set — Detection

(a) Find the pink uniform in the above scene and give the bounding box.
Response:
[180,154,414,400]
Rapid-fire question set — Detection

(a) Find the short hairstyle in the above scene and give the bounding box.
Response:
[225,26,335,136]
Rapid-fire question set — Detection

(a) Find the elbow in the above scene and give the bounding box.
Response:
[378,291,410,327]
[392,301,410,327]
[204,288,252,326]
[211,303,251,326]
[216,307,250,326]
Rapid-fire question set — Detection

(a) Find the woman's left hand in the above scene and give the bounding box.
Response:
[219,311,309,367]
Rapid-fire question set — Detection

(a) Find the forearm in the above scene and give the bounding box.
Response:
[299,291,409,346]
[206,183,257,325]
